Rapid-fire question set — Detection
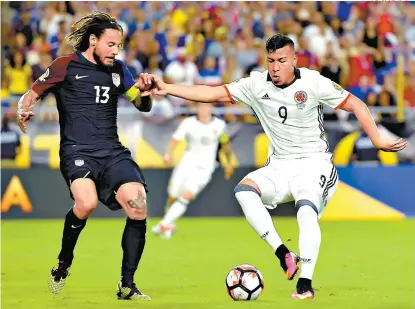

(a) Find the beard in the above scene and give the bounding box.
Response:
[93,49,114,68]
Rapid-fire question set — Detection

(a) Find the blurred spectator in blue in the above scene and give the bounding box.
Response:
[199,56,222,86]
[128,7,152,38]
[13,8,35,46]
[49,20,67,59]
[125,50,143,79]
[348,75,374,101]
[1,113,21,160]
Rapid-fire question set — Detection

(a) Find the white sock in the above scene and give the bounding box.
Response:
[235,191,283,251]
[297,206,321,280]
[160,198,189,226]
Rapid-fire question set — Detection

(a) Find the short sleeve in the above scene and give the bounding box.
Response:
[120,61,139,101]
[172,118,191,141]
[316,74,351,110]
[31,55,74,98]
[224,76,255,106]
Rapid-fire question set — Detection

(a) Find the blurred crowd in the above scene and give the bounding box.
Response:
[1,1,415,125]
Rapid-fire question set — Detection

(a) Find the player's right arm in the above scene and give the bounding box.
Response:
[151,74,255,105]
[16,90,41,133]
[17,56,71,133]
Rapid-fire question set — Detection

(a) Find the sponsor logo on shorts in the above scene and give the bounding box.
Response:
[75,159,84,167]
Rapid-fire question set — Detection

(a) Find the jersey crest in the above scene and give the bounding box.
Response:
[332,81,344,93]
[294,90,308,109]
[112,73,120,87]
[38,68,50,82]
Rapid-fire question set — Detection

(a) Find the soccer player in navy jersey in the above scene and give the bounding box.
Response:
[17,11,154,300]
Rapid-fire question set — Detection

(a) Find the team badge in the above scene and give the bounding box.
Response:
[38,68,50,82]
[332,81,344,92]
[294,90,308,109]
[112,73,120,87]
[75,159,84,167]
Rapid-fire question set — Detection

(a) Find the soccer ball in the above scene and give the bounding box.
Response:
[226,264,264,301]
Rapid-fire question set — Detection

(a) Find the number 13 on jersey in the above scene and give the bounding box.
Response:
[94,86,110,104]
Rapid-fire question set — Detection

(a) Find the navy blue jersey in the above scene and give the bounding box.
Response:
[31,51,139,157]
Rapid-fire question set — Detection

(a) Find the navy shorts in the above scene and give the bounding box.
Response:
[60,146,147,211]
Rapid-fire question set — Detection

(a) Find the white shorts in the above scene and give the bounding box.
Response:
[168,162,213,199]
[244,157,338,217]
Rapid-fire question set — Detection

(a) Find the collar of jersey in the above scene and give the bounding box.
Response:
[267,67,301,89]
[77,51,105,69]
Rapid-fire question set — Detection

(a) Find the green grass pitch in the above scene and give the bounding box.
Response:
[2,218,414,309]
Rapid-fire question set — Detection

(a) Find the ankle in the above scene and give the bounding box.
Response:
[297,277,312,289]
[275,244,290,262]
[121,278,134,287]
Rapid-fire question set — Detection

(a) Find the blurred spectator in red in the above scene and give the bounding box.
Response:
[404,76,415,108]
[348,43,375,87]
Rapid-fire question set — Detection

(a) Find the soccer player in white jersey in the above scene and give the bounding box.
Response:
[149,34,407,299]
[152,103,234,238]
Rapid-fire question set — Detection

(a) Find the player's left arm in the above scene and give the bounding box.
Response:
[121,62,153,112]
[317,75,407,152]
[339,96,407,152]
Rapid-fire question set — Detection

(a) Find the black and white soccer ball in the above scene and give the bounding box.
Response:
[226,264,264,301]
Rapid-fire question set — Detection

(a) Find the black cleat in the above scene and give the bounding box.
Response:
[48,261,70,295]
[117,281,151,300]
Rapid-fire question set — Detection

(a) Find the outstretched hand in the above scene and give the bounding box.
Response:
[373,137,408,152]
[135,73,157,94]
[135,73,168,96]
[148,74,168,96]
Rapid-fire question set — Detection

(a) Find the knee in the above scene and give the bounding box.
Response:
[180,191,193,201]
[296,200,319,221]
[74,195,98,219]
[124,192,148,220]
[234,179,261,196]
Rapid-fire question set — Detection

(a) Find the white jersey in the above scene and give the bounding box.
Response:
[225,68,351,161]
[172,116,227,171]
